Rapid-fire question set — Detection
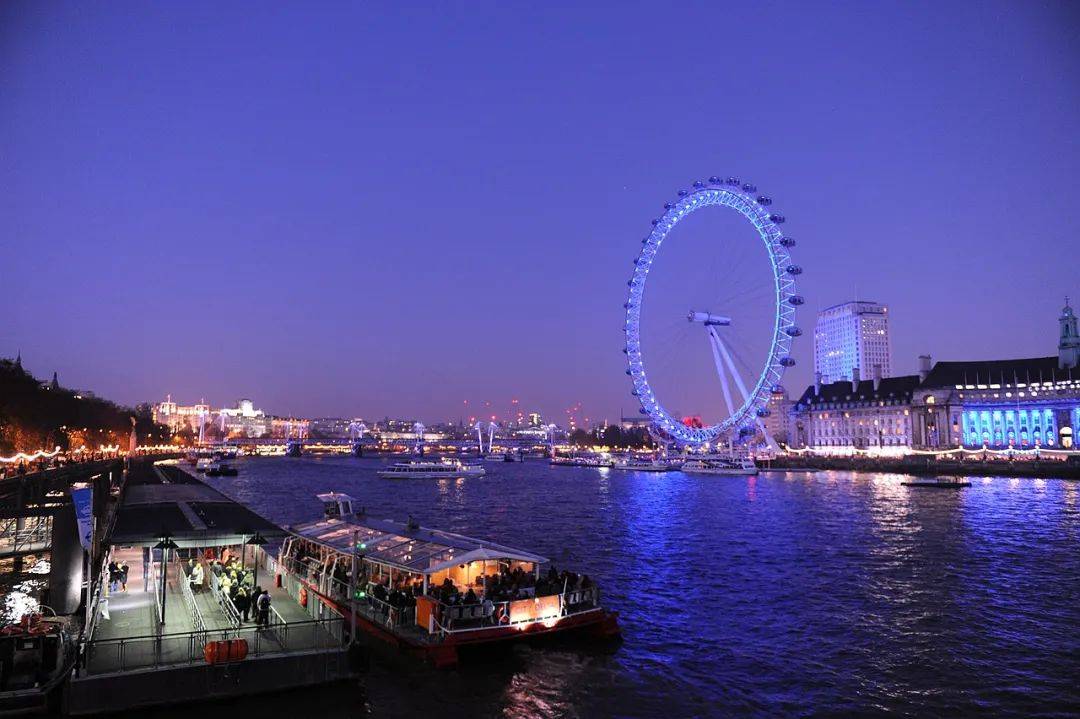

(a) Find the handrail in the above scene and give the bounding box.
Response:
[174,557,207,634]
[208,571,242,628]
[82,616,347,674]
[86,615,343,646]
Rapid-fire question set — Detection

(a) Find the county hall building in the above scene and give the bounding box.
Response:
[791,300,1080,452]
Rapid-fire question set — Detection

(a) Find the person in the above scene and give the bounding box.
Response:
[119,562,129,591]
[234,587,251,622]
[464,587,478,605]
[190,561,205,593]
[255,589,271,628]
[107,560,119,593]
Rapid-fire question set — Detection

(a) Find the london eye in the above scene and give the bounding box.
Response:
[623,177,803,448]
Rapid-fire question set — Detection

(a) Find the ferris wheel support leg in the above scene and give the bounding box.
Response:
[707,329,737,420]
[711,330,752,405]
[756,417,780,453]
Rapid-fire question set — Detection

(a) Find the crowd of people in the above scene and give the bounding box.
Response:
[187,554,273,628]
[363,564,594,611]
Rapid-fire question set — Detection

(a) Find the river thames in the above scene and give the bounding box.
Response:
[196,456,1079,718]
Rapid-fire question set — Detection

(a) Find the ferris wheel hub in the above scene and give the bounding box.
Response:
[687,311,732,326]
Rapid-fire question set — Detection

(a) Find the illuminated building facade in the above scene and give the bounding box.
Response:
[813,301,891,382]
[152,395,210,432]
[791,373,917,451]
[910,301,1079,449]
[764,387,793,445]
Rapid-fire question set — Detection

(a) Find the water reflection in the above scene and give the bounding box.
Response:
[193,458,1080,718]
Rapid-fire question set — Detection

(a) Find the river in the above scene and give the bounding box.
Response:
[194,456,1079,718]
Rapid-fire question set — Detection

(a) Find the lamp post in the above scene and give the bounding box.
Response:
[245,532,267,588]
[153,536,179,626]
[350,532,367,646]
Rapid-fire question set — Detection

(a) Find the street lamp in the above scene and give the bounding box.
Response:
[153,536,179,625]
[245,532,267,588]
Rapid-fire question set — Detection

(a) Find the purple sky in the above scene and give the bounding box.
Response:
[4,2,1079,425]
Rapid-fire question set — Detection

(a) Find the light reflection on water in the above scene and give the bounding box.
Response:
[190,457,1080,718]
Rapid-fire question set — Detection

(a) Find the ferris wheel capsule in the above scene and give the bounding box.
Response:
[788,295,805,306]
[780,357,796,367]
[756,196,772,206]
[708,176,721,184]
[785,264,802,275]
[785,327,802,337]
[692,180,705,188]
[677,189,688,196]
[741,183,757,193]
[770,214,786,223]
[780,236,796,247]
[725,177,740,186]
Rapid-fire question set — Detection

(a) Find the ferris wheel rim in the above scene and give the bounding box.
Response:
[623,179,801,446]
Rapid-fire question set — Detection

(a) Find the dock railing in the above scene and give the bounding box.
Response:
[82,615,345,675]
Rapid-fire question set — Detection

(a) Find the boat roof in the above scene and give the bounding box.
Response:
[289,514,547,575]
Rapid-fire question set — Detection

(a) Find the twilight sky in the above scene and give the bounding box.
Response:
[3,2,1079,425]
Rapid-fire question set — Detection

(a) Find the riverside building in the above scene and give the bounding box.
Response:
[813,301,892,383]
[791,300,1080,453]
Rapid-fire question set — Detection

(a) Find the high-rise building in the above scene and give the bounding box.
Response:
[814,301,892,382]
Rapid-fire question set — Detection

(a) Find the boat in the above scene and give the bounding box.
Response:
[901,477,971,488]
[550,454,614,468]
[377,458,486,479]
[194,457,213,472]
[278,493,620,668]
[681,456,759,475]
[205,461,239,477]
[612,457,679,472]
[483,452,518,463]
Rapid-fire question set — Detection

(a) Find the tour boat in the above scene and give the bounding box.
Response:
[612,457,679,472]
[681,456,759,475]
[276,493,620,668]
[377,458,486,479]
[483,452,518,463]
[550,454,614,468]
[205,461,239,477]
[194,457,214,472]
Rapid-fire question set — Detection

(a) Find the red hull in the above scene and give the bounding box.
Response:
[303,580,620,668]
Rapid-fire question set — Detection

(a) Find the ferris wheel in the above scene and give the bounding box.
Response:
[623,177,803,447]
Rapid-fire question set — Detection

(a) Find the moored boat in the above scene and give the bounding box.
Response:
[612,457,680,472]
[681,455,759,475]
[550,453,614,468]
[206,461,239,476]
[277,493,620,668]
[377,458,486,479]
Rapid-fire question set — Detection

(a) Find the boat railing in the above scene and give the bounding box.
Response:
[432,586,601,636]
[278,554,353,603]
[81,616,346,675]
[360,589,416,628]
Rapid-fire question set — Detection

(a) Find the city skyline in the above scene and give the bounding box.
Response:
[5,2,1079,423]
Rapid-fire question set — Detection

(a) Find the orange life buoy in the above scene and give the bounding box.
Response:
[204,639,248,664]
[299,586,308,607]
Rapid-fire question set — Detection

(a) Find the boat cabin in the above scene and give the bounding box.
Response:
[280,494,604,641]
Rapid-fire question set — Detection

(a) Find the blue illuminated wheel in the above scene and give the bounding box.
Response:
[623,177,802,447]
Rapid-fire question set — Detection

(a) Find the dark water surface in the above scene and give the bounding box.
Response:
[193,456,1079,718]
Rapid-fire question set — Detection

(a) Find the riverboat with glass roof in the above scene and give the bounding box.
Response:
[276,493,620,667]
